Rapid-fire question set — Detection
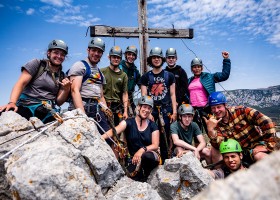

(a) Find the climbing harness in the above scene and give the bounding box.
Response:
[157,106,171,159]
[42,101,63,123]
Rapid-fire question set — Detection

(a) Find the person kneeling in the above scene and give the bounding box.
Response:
[102,95,160,182]
[171,104,206,159]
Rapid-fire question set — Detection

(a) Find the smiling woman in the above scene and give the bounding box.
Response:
[0,39,71,123]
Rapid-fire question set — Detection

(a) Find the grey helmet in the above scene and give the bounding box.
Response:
[48,39,68,54]
[149,47,164,58]
[109,46,122,58]
[125,45,138,59]
[191,58,203,67]
[88,37,105,52]
[147,47,166,66]
[178,104,194,115]
[166,48,177,57]
[138,95,154,108]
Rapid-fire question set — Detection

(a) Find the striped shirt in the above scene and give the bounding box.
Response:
[210,106,276,151]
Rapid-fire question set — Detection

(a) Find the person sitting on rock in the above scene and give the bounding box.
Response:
[171,104,206,159]
[208,139,247,179]
[0,40,71,123]
[202,91,276,166]
[102,95,160,182]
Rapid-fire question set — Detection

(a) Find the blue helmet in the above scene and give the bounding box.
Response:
[208,92,227,106]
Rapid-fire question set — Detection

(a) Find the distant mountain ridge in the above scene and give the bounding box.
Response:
[224,85,280,119]
[225,85,280,108]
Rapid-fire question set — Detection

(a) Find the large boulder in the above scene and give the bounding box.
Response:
[148,152,214,200]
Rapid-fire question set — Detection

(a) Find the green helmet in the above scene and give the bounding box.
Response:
[178,104,194,115]
[48,39,68,54]
[191,58,203,67]
[219,139,242,154]
[166,48,177,57]
[109,46,122,58]
[88,37,105,52]
[125,45,138,58]
[138,95,154,108]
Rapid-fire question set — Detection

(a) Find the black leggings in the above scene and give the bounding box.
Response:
[127,151,159,182]
[17,105,55,124]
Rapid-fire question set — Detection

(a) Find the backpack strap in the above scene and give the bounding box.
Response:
[31,60,47,82]
[163,70,169,86]
[80,60,92,83]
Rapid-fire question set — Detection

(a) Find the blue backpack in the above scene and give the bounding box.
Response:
[66,60,103,84]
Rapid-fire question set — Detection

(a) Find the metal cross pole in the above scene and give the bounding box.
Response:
[89,0,193,74]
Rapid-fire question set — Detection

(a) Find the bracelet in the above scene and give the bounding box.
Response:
[142,146,147,152]
[8,102,15,104]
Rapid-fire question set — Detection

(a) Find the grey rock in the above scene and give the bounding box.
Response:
[106,176,162,200]
[192,151,280,200]
[5,136,105,200]
[149,152,214,200]
[148,165,180,200]
[0,111,33,132]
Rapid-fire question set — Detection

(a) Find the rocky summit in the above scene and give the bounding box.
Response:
[0,110,280,200]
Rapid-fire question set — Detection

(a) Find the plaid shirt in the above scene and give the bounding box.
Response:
[210,106,276,151]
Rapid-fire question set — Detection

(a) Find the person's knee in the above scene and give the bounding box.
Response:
[253,151,268,161]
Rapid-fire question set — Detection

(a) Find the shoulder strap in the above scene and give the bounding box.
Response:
[148,71,154,89]
[32,60,47,82]
[80,60,92,83]
[164,70,170,86]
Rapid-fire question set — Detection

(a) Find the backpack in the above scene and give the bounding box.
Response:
[32,59,64,83]
[66,60,103,84]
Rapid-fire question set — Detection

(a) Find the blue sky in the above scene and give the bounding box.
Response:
[0,0,280,106]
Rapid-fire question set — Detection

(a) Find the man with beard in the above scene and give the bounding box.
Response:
[101,46,129,125]
[102,95,160,182]
[68,37,110,134]
[202,91,276,165]
[208,139,247,179]
[165,48,189,106]
[119,45,141,115]
[171,104,206,159]
[139,47,177,163]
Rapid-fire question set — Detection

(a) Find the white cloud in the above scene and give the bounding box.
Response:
[39,1,100,27]
[147,0,280,47]
[26,8,35,15]
[40,0,72,7]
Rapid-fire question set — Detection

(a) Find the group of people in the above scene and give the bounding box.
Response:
[0,38,277,182]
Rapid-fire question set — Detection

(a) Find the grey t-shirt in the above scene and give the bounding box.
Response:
[170,121,201,145]
[22,59,61,101]
[67,58,106,98]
